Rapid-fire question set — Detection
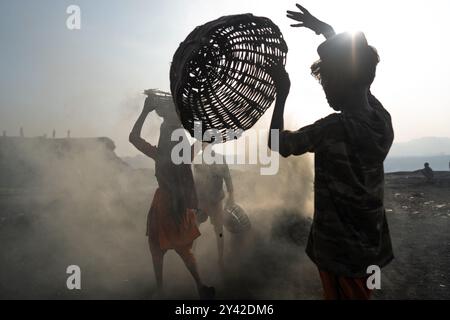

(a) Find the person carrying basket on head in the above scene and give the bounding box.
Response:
[129,90,215,299]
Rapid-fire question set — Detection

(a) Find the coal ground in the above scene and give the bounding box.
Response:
[0,171,449,300]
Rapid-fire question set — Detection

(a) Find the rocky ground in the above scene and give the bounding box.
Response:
[0,171,449,299]
[376,171,450,299]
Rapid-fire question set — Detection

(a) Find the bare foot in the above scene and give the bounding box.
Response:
[198,285,215,300]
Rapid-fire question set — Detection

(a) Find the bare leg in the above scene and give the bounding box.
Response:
[175,244,202,287]
[210,201,225,271]
[214,223,225,271]
[149,237,165,296]
[175,244,215,299]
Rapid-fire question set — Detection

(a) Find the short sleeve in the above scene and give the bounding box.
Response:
[279,113,341,156]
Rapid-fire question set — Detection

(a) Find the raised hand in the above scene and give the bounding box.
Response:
[286,4,335,39]
[143,96,157,114]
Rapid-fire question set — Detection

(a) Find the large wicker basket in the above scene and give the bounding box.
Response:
[170,14,288,142]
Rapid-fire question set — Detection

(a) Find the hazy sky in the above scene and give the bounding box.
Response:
[1,0,449,156]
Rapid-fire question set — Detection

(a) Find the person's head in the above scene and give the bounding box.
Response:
[424,162,430,168]
[311,32,379,111]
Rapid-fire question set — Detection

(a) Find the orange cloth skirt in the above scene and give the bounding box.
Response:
[319,269,372,300]
[147,188,200,250]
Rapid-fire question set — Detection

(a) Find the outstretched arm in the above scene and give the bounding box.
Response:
[287,4,336,39]
[129,97,158,159]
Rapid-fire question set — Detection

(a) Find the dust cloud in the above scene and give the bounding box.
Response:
[0,124,320,299]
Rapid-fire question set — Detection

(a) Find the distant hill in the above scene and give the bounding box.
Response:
[0,136,129,188]
[388,137,450,157]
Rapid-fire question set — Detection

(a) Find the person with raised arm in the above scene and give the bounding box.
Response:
[268,4,394,299]
[129,93,214,299]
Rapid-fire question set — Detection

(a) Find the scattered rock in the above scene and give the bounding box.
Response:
[411,192,424,198]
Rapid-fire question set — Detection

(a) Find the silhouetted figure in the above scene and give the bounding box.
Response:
[129,92,214,299]
[67,130,71,138]
[2,130,6,137]
[20,127,24,137]
[194,145,234,271]
[417,162,434,183]
[267,4,394,300]
[52,129,56,139]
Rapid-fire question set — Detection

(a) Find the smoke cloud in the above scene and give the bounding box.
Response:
[0,122,319,299]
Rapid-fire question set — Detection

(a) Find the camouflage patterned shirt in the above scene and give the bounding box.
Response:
[280,95,394,277]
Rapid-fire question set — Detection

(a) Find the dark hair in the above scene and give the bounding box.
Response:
[311,45,380,86]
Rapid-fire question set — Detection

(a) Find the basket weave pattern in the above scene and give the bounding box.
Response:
[170,14,288,141]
